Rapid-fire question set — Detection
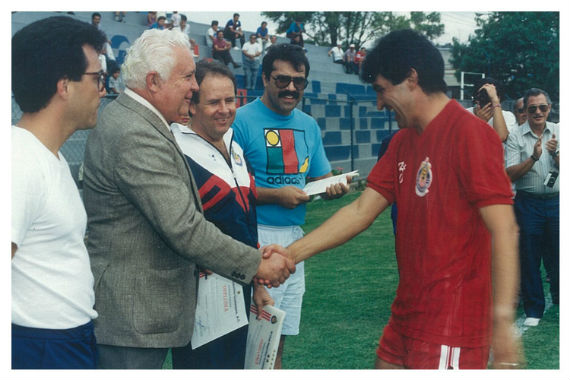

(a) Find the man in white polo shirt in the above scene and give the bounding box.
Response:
[11,15,106,369]
[242,33,262,90]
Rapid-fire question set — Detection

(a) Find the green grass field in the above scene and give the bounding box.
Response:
[163,190,559,369]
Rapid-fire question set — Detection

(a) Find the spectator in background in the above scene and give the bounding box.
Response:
[11,15,106,369]
[468,77,515,142]
[170,61,274,369]
[343,44,357,74]
[286,19,305,47]
[146,11,157,27]
[114,11,125,22]
[213,30,241,68]
[91,12,117,62]
[265,35,277,54]
[242,34,262,90]
[177,14,199,58]
[224,13,245,50]
[354,46,366,74]
[169,11,181,28]
[505,88,559,328]
[107,66,125,94]
[206,20,219,50]
[256,21,270,54]
[328,43,344,64]
[91,12,102,28]
[513,97,528,126]
[149,15,166,30]
[98,48,108,75]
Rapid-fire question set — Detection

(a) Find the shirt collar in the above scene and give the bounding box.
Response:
[171,122,234,148]
[521,120,552,137]
[124,88,170,130]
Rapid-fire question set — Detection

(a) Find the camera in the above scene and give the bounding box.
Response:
[544,170,559,188]
[473,88,491,108]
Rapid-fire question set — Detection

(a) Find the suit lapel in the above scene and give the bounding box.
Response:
[116,93,204,212]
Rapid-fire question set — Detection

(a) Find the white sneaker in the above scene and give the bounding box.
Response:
[233,46,240,50]
[523,317,540,327]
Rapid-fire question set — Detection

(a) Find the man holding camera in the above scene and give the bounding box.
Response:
[470,77,515,142]
[505,88,559,327]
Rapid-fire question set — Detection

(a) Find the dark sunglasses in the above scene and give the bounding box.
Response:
[272,75,308,90]
[527,104,549,114]
[516,108,525,114]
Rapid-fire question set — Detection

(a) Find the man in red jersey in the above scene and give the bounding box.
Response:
[264,29,522,369]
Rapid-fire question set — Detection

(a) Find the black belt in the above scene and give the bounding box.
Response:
[517,191,559,200]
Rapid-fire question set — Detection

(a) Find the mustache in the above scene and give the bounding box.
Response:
[278,91,300,99]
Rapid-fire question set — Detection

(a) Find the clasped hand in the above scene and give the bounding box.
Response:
[254,244,296,288]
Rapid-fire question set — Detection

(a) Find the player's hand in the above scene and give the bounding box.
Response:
[490,322,525,369]
[255,249,296,288]
[257,245,296,288]
[277,186,310,209]
[260,244,295,261]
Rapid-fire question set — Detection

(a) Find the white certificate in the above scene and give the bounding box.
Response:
[244,304,286,369]
[191,273,248,349]
[302,170,359,196]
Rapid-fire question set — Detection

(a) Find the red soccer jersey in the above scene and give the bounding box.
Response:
[367,100,513,348]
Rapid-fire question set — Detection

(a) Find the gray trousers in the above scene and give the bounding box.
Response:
[97,344,169,369]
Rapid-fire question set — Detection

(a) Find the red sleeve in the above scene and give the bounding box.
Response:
[366,133,402,204]
[455,115,514,208]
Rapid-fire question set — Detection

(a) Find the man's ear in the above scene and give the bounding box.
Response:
[407,68,419,87]
[56,78,70,99]
[146,71,161,93]
[261,73,269,88]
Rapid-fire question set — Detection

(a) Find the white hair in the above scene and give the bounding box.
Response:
[122,29,191,89]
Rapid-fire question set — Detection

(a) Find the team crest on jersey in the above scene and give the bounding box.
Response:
[232,151,243,166]
[415,157,432,197]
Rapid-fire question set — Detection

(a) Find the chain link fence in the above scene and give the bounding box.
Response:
[12,95,118,188]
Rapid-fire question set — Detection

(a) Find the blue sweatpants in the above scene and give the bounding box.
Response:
[12,321,97,369]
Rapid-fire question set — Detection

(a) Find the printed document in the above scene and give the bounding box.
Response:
[191,273,248,349]
[303,170,359,195]
[244,305,286,369]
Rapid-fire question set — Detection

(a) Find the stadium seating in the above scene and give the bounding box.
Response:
[11,11,395,183]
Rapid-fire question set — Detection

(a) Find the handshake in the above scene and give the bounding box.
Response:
[254,245,296,288]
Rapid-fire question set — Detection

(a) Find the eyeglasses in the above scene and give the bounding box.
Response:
[84,70,106,92]
[271,75,308,90]
[527,104,549,114]
[516,108,525,113]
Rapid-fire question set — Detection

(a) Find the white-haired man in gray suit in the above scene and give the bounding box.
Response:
[83,29,295,369]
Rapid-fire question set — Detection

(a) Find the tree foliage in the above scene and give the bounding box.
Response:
[260,11,444,49]
[450,12,559,101]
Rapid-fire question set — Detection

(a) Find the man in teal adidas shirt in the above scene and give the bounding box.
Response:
[232,43,348,369]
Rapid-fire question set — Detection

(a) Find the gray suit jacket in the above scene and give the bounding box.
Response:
[83,93,261,348]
